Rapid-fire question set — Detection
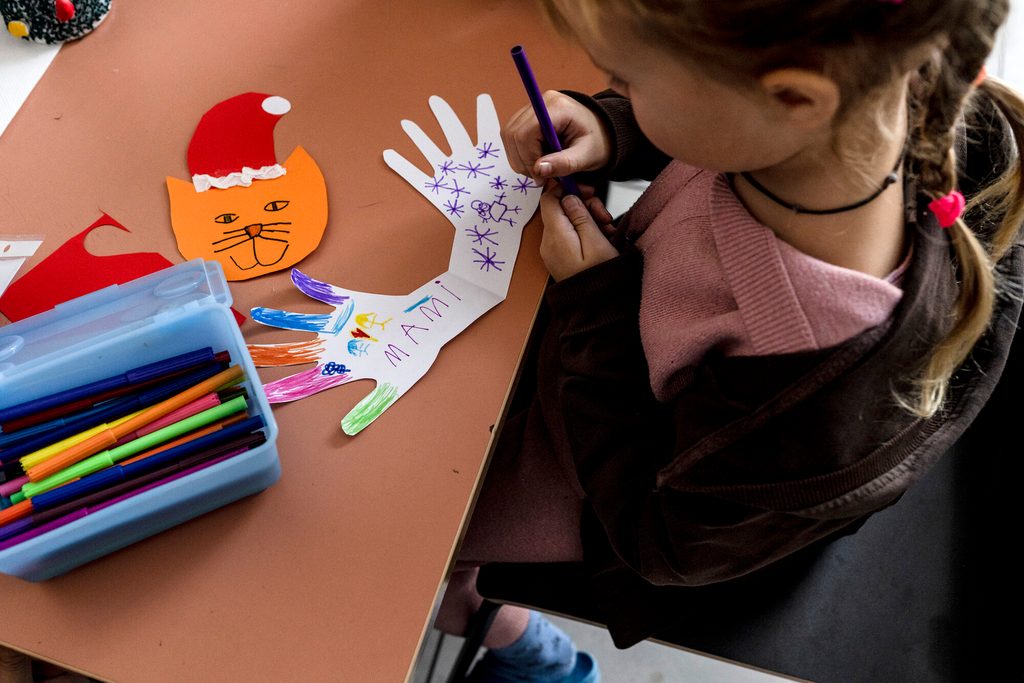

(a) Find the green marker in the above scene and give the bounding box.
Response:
[16,395,249,501]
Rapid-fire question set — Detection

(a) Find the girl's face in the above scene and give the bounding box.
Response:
[580,16,820,173]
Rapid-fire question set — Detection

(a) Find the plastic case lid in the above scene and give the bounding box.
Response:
[0,259,232,396]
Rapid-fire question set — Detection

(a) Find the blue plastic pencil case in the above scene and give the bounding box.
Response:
[0,259,280,581]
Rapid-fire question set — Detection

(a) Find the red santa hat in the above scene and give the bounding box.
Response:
[187,92,292,192]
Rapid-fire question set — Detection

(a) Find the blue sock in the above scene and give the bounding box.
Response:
[477,610,577,682]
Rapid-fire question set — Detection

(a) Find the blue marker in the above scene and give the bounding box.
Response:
[0,362,228,466]
[0,347,219,426]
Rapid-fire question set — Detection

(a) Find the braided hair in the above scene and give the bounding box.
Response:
[903,2,1017,414]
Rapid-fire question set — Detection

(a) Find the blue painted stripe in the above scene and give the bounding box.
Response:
[251,308,335,333]
[404,295,432,313]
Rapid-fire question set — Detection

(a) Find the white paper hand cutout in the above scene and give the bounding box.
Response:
[247,94,542,435]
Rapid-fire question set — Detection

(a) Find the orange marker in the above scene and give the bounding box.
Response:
[26,366,243,483]
[0,500,32,527]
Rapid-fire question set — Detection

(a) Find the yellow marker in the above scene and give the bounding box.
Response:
[7,21,29,38]
[19,410,143,470]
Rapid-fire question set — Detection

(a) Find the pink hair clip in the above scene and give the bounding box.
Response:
[928,190,966,228]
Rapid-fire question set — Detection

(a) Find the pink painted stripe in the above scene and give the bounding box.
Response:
[264,367,349,403]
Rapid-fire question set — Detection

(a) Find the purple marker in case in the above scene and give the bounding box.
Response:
[0,449,245,551]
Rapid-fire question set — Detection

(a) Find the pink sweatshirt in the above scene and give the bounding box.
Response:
[631,161,907,401]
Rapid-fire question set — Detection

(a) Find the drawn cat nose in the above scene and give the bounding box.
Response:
[244,224,264,238]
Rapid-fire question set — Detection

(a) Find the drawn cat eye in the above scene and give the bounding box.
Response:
[264,200,290,212]
[214,213,239,224]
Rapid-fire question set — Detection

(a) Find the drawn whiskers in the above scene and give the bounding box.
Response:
[212,222,292,253]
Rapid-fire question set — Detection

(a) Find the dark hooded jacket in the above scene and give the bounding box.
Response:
[525,89,1022,645]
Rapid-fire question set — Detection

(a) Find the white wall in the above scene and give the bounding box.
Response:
[990,0,1023,86]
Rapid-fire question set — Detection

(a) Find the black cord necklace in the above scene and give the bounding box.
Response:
[735,151,904,216]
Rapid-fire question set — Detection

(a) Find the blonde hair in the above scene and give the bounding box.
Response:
[542,0,1024,417]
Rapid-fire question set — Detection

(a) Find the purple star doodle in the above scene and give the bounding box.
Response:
[490,176,507,190]
[465,225,499,246]
[444,199,465,218]
[476,142,501,159]
[424,177,448,194]
[472,246,505,272]
[456,161,495,179]
[438,160,456,177]
[447,178,470,199]
[513,177,538,194]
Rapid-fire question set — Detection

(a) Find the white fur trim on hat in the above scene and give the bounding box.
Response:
[192,164,287,192]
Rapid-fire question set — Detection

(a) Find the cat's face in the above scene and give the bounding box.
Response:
[166,146,328,281]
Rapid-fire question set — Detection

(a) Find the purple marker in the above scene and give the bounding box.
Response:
[510,44,583,198]
[0,448,247,550]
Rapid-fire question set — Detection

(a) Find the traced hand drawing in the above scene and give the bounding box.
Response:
[247,94,542,435]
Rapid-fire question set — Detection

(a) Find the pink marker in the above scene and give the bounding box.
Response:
[0,475,29,498]
[113,392,221,446]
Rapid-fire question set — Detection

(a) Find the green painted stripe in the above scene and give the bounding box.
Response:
[341,383,400,435]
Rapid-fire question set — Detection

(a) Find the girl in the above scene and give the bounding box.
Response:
[437,2,1024,681]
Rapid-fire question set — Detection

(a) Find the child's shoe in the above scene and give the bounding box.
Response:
[467,651,600,683]
[561,652,599,683]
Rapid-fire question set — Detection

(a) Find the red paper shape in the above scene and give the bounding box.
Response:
[0,213,245,325]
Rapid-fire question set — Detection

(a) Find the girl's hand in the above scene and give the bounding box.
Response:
[539,181,619,281]
[502,91,612,182]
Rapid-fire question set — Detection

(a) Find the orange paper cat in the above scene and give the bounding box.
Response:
[166,93,328,281]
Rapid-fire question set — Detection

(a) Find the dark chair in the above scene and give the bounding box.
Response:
[444,321,1020,682]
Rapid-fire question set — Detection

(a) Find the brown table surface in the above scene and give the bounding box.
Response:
[0,2,602,680]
